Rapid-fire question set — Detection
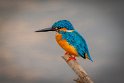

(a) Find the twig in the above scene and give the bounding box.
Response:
[62,54,93,83]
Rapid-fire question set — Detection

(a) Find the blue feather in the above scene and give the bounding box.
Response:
[52,20,74,30]
[59,30,93,61]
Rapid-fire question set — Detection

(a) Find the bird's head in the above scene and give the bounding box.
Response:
[35,20,74,32]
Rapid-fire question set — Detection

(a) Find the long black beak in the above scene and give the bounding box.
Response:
[35,27,56,32]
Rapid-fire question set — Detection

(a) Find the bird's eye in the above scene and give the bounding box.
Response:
[55,27,58,30]
[58,27,61,29]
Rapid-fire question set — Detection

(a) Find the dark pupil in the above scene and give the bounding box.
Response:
[58,27,61,29]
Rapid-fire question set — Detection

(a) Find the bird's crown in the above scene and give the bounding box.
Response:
[52,20,74,30]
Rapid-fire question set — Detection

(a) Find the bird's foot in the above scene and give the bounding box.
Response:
[66,56,76,62]
[65,52,69,55]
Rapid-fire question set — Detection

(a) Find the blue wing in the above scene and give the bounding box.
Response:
[60,30,93,61]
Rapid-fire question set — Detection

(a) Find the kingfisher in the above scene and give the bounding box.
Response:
[35,20,93,62]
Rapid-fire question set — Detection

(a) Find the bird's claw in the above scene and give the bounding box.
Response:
[66,56,76,62]
[65,52,69,55]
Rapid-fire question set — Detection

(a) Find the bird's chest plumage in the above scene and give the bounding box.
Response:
[55,32,78,56]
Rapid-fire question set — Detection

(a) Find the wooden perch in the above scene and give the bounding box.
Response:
[62,54,93,83]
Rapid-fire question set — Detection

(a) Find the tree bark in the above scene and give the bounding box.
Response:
[62,54,93,83]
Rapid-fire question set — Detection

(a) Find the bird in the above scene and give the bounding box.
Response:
[35,20,93,62]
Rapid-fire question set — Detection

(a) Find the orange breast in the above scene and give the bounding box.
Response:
[56,33,78,56]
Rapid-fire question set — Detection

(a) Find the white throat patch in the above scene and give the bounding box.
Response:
[66,30,74,32]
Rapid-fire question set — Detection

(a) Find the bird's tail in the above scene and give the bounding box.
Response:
[84,53,93,62]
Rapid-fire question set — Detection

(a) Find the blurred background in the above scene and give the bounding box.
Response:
[0,0,124,83]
